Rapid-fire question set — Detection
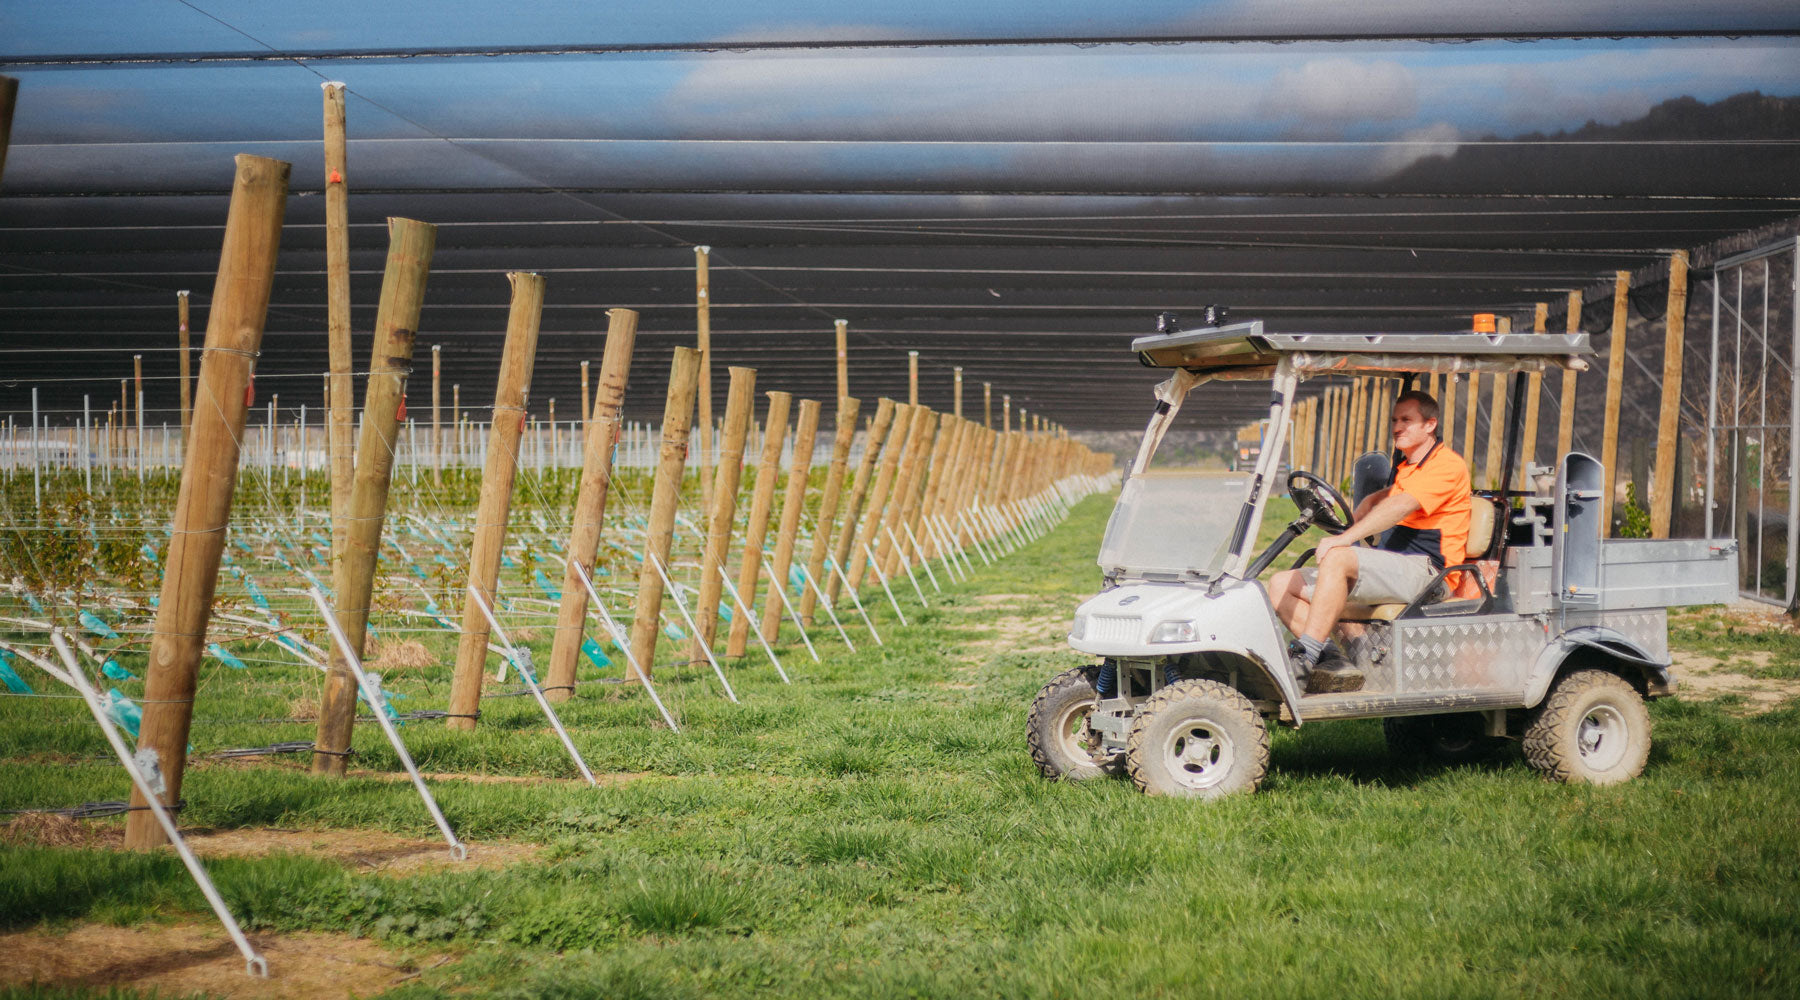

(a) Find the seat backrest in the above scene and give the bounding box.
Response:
[1466,496,1497,560]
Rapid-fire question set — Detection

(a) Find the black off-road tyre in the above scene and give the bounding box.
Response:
[1383,713,1499,766]
[1026,665,1120,781]
[1125,679,1269,798]
[1522,669,1651,785]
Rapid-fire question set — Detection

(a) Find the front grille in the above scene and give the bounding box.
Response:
[1087,615,1141,643]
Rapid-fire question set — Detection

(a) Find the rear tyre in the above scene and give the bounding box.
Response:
[1125,679,1269,798]
[1382,713,1497,766]
[1027,666,1119,781]
[1522,670,1651,785]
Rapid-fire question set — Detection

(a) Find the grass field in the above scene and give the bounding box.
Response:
[2,493,1798,999]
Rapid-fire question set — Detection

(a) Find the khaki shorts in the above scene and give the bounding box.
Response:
[1300,548,1443,607]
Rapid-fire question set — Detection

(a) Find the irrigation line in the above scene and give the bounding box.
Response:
[306,586,468,862]
[37,632,270,979]
[647,552,738,703]
[465,584,597,787]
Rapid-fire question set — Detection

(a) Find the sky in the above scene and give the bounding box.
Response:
[2,3,1798,195]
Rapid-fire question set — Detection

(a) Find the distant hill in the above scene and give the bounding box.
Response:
[1381,91,1800,196]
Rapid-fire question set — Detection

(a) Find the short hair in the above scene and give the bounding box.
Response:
[1394,390,1439,425]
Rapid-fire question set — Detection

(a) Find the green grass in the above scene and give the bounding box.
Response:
[2,494,1798,999]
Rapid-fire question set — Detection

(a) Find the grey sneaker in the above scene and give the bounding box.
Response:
[1305,646,1365,694]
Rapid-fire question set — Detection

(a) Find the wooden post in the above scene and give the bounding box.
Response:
[176,291,192,455]
[849,403,915,589]
[761,398,820,642]
[908,351,920,406]
[1483,317,1512,488]
[1652,251,1690,538]
[134,354,145,480]
[580,359,592,446]
[321,82,356,567]
[690,366,756,659]
[983,382,992,429]
[835,319,849,403]
[695,246,715,521]
[450,384,460,467]
[1002,395,1011,434]
[881,407,938,576]
[800,396,861,624]
[312,218,437,771]
[431,344,443,485]
[1557,290,1582,459]
[1520,302,1548,485]
[728,391,792,657]
[543,309,639,702]
[953,367,963,419]
[829,398,896,599]
[125,154,289,848]
[1599,271,1631,534]
[628,348,702,675]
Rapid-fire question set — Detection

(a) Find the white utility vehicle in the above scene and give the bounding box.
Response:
[1028,319,1738,797]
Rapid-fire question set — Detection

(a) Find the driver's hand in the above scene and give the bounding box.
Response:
[1315,534,1353,560]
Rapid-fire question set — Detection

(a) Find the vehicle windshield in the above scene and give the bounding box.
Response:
[1097,469,1250,580]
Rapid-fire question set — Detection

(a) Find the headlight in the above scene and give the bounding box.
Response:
[1149,619,1198,644]
[1068,615,1087,641]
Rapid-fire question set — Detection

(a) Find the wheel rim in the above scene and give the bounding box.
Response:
[1161,716,1237,790]
[1576,703,1629,771]
[1054,699,1103,764]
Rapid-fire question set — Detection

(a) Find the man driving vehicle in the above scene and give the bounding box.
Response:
[1268,390,1471,693]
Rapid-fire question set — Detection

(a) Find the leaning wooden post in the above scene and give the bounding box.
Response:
[1484,317,1511,488]
[1599,271,1631,533]
[690,366,756,660]
[849,403,915,589]
[1462,371,1480,475]
[321,82,356,565]
[800,396,861,624]
[627,347,702,677]
[1651,250,1690,538]
[431,344,443,485]
[829,398,897,599]
[908,350,920,406]
[1519,302,1548,486]
[761,398,820,643]
[1440,374,1457,450]
[176,291,193,455]
[695,246,715,521]
[881,407,938,576]
[728,391,792,657]
[312,218,437,772]
[543,308,639,703]
[1557,289,1582,459]
[446,276,546,728]
[125,154,289,848]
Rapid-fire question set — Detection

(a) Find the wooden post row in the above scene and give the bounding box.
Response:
[829,399,898,599]
[1651,251,1690,538]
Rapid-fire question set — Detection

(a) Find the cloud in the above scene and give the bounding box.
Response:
[1261,58,1418,125]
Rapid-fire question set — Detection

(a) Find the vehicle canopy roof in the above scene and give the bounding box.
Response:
[1133,320,1591,378]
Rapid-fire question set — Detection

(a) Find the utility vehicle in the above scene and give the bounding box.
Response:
[1028,319,1738,797]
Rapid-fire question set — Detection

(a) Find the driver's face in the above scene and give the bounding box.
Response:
[1391,399,1436,452]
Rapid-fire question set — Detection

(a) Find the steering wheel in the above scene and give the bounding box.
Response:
[1286,470,1354,534]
